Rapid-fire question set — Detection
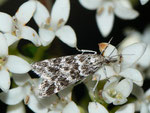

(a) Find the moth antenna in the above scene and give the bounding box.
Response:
[108,47,116,58]
[76,46,97,54]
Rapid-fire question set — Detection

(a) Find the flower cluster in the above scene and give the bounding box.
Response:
[0,0,149,113]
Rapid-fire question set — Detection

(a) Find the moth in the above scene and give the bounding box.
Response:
[31,42,118,97]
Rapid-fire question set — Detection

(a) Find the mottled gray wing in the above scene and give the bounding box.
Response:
[31,54,103,97]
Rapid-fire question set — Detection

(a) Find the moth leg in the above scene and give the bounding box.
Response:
[92,75,101,102]
[56,93,61,100]
[76,47,97,54]
[75,78,86,85]
[102,66,110,82]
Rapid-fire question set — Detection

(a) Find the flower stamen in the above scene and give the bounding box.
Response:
[97,7,104,15]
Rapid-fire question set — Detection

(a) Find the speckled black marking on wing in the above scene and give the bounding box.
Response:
[31,54,104,97]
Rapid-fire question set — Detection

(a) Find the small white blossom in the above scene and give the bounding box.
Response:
[140,0,149,5]
[95,42,145,86]
[120,26,150,69]
[88,102,109,113]
[7,102,26,113]
[46,86,80,113]
[115,103,135,113]
[88,102,135,113]
[0,76,80,113]
[0,0,41,46]
[33,0,77,47]
[0,33,31,92]
[132,85,150,113]
[102,77,133,105]
[0,78,49,113]
[79,0,139,37]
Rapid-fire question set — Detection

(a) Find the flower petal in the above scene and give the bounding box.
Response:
[88,102,109,113]
[103,77,119,89]
[7,102,26,113]
[62,101,80,113]
[120,68,143,86]
[6,55,31,74]
[0,87,24,105]
[4,33,19,46]
[94,66,115,80]
[38,95,59,108]
[145,88,150,97]
[0,12,13,33]
[33,1,50,27]
[114,1,139,20]
[140,0,149,5]
[51,0,70,28]
[119,30,141,51]
[137,45,150,68]
[49,111,61,113]
[26,94,48,113]
[96,2,114,37]
[132,84,144,99]
[140,102,149,113]
[13,73,31,86]
[79,0,101,10]
[56,25,77,48]
[142,25,150,44]
[21,26,41,46]
[58,86,73,101]
[121,43,146,69]
[115,79,133,97]
[15,0,36,25]
[115,103,135,113]
[39,28,55,46]
[0,33,8,57]
[0,69,10,92]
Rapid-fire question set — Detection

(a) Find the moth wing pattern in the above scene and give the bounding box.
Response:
[31,54,103,97]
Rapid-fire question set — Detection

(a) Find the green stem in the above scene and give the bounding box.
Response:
[33,45,50,61]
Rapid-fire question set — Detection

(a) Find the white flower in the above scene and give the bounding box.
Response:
[88,102,109,113]
[95,42,145,86]
[33,0,77,47]
[115,103,135,113]
[0,0,41,46]
[132,85,150,113]
[140,0,149,5]
[0,33,31,92]
[7,102,26,113]
[102,77,133,105]
[46,86,80,113]
[0,78,49,113]
[79,0,139,37]
[88,102,135,113]
[0,76,80,113]
[120,26,150,69]
[53,101,80,113]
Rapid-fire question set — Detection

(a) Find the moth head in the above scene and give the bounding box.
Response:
[98,42,119,65]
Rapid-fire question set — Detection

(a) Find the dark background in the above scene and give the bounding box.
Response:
[0,0,150,112]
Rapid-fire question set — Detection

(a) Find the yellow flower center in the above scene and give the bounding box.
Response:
[107,89,123,99]
[0,57,6,70]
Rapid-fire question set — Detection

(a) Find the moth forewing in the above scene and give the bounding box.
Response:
[31,54,105,97]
